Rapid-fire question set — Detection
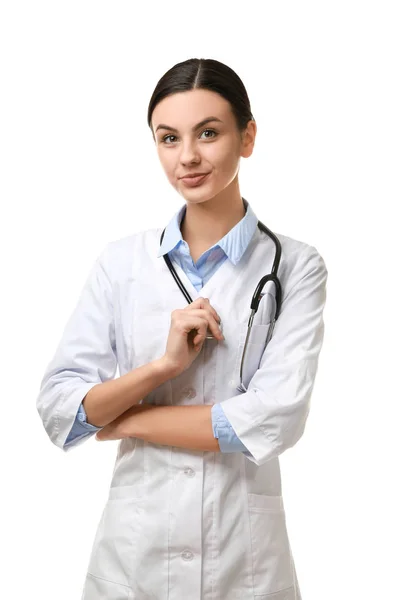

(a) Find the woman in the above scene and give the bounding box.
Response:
[36,57,328,599]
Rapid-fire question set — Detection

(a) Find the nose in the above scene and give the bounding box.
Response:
[179,139,201,165]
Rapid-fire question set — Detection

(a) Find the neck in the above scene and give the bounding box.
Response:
[180,182,246,250]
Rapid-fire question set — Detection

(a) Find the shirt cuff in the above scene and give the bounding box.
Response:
[64,402,102,448]
[76,402,102,430]
[211,403,250,453]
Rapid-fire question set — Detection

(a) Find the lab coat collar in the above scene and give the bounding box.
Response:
[157,197,259,266]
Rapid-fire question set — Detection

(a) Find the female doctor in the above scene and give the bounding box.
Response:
[36,57,328,600]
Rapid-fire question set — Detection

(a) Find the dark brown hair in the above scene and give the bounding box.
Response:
[147,58,255,138]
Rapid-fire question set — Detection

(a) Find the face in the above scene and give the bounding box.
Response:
[151,88,256,206]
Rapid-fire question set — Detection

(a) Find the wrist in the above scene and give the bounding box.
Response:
[152,355,181,380]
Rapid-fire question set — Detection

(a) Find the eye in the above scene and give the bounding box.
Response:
[200,129,217,139]
[161,134,177,144]
[160,129,218,145]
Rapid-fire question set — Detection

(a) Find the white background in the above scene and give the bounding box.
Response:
[1,1,399,598]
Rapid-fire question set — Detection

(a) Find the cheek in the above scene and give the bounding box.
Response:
[209,139,239,170]
[213,153,239,179]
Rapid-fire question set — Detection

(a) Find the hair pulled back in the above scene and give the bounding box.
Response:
[147,58,255,137]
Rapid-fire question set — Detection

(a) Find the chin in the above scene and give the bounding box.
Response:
[184,195,213,205]
[180,186,222,205]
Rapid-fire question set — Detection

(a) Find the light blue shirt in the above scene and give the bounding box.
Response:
[65,198,259,454]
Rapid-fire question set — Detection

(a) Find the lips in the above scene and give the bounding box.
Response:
[180,172,209,179]
[180,172,211,187]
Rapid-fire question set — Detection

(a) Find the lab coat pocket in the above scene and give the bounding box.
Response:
[81,572,134,599]
[85,485,144,590]
[247,493,295,598]
[234,322,271,392]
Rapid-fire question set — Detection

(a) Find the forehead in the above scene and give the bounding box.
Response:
[152,89,233,130]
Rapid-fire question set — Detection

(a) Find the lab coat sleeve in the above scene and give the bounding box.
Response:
[35,243,117,452]
[219,245,328,467]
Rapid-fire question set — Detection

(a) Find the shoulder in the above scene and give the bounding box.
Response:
[96,227,163,281]
[270,230,320,259]
[274,230,326,269]
[259,228,328,296]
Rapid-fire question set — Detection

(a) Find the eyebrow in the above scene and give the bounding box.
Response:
[155,116,224,134]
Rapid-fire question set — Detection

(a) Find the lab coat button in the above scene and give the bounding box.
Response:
[181,550,194,561]
[183,467,195,477]
[180,387,197,400]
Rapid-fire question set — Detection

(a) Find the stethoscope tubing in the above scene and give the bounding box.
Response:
[160,218,282,388]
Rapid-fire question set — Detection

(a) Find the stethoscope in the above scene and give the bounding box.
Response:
[160,217,283,390]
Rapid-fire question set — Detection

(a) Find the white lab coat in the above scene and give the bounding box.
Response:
[36,224,328,600]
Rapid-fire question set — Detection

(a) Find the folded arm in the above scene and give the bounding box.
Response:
[96,404,220,451]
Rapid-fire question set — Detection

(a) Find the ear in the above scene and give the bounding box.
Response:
[240,120,257,158]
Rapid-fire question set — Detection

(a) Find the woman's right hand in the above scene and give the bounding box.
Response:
[162,297,224,377]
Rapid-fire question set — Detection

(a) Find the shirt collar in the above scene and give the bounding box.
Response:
[157,197,259,265]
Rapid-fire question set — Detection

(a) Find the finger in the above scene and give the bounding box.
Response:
[190,297,221,324]
[186,302,221,337]
[180,315,206,344]
[176,306,221,340]
[199,297,221,323]
[192,318,208,346]
[183,311,223,341]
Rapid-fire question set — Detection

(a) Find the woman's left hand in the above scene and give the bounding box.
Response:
[95,404,155,441]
